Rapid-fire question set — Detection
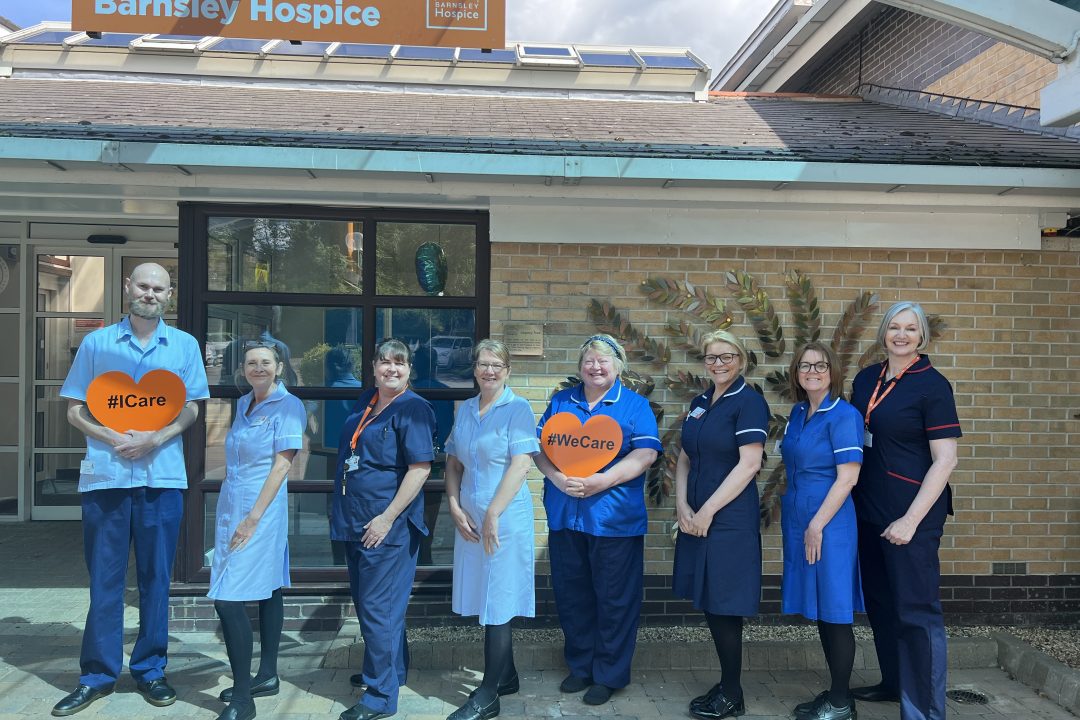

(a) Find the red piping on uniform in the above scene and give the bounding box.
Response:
[888,471,922,486]
[926,423,960,432]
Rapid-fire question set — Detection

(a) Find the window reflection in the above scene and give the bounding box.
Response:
[37,255,105,313]
[376,222,476,296]
[375,307,476,390]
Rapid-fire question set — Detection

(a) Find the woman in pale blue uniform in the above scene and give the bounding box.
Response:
[780,342,864,720]
[444,339,539,720]
[209,342,306,720]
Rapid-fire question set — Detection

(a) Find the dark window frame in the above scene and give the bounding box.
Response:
[178,202,489,586]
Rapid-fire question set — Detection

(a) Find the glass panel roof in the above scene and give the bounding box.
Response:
[458,48,517,63]
[396,45,456,60]
[334,43,394,58]
[579,52,640,68]
[79,33,142,47]
[7,31,74,45]
[205,38,268,53]
[269,41,331,56]
[639,54,702,69]
[521,45,573,57]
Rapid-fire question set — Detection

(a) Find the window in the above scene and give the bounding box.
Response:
[178,204,489,584]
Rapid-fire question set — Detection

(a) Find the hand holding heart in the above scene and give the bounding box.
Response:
[540,413,623,497]
[86,370,186,458]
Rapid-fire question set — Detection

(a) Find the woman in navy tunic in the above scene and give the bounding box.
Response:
[331,339,437,720]
[672,330,769,720]
[780,342,864,720]
[849,302,960,720]
[209,342,306,720]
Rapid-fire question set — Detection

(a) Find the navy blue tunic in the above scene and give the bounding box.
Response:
[671,376,769,616]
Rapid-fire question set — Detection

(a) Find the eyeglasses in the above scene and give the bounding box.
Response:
[243,340,275,350]
[475,361,508,371]
[797,361,831,373]
[703,353,739,365]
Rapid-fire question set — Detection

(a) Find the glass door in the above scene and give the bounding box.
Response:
[30,247,177,520]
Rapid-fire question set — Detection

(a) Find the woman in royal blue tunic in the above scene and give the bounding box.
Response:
[209,342,306,720]
[444,339,539,720]
[672,330,769,720]
[780,342,864,720]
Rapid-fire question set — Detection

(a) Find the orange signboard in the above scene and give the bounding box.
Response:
[72,0,505,49]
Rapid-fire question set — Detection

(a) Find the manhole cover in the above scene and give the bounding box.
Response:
[946,689,988,705]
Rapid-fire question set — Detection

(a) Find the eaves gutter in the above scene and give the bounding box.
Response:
[1,135,1080,191]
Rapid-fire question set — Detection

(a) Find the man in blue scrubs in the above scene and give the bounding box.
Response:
[52,263,210,717]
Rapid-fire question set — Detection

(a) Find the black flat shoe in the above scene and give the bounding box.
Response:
[795,691,829,716]
[219,676,281,702]
[689,687,745,720]
[468,673,520,699]
[339,702,392,720]
[51,684,114,716]
[690,684,723,711]
[349,673,365,688]
[216,701,257,720]
[849,685,899,703]
[446,695,500,720]
[583,684,614,705]
[136,677,177,707]
[795,693,855,720]
[558,674,592,693]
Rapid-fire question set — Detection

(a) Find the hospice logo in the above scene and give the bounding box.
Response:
[427,0,486,30]
[93,0,380,29]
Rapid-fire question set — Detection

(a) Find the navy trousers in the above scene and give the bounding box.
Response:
[80,487,184,689]
[345,530,419,714]
[548,529,643,689]
[857,521,947,720]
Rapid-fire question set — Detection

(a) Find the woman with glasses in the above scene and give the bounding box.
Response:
[209,342,306,720]
[330,338,437,720]
[443,340,539,720]
[533,334,662,707]
[849,303,960,720]
[672,330,769,720]
[780,342,865,720]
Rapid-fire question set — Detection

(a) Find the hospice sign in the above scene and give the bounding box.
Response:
[72,0,505,48]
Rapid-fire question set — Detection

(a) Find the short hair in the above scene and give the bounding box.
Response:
[578,333,626,376]
[700,329,749,368]
[242,340,283,366]
[788,341,844,402]
[876,301,931,353]
[374,338,411,365]
[474,338,510,366]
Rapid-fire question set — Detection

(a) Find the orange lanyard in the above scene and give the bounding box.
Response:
[349,389,404,454]
[864,354,920,429]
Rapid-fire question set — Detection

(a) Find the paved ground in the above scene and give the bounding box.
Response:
[0,522,1075,719]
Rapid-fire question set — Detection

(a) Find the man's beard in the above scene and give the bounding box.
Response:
[130,298,166,319]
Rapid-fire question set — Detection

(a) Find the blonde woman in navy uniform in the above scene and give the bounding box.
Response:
[672,330,768,720]
[331,339,437,720]
[849,302,960,720]
[209,342,306,720]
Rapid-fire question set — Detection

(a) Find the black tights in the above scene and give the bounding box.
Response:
[704,613,743,701]
[470,621,516,706]
[817,620,855,706]
[214,590,284,706]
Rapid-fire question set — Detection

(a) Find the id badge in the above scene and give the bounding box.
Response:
[345,455,360,473]
[864,430,873,448]
[688,406,706,419]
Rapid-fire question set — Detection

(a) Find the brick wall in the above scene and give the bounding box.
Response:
[801,6,1056,108]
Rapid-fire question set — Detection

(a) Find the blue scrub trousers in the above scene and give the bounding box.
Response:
[857,521,947,720]
[345,529,420,714]
[80,487,184,689]
[549,529,643,689]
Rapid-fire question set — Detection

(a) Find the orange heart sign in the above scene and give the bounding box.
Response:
[86,370,187,433]
[540,412,623,477]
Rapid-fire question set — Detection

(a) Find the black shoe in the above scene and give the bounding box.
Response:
[796,693,855,720]
[339,703,392,720]
[136,677,177,707]
[349,673,365,688]
[582,684,614,705]
[558,674,592,693]
[219,676,280,702]
[447,695,500,720]
[689,686,744,720]
[468,673,520,699]
[216,701,257,720]
[849,685,898,703]
[795,691,829,717]
[52,684,114,716]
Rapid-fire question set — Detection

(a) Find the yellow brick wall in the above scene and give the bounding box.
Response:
[493,238,1080,579]
[926,42,1056,109]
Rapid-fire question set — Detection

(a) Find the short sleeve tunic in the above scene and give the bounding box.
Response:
[779,394,865,623]
[671,376,769,617]
[445,387,540,625]
[208,382,306,601]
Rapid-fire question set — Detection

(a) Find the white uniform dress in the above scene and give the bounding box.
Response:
[208,382,306,601]
[446,387,540,625]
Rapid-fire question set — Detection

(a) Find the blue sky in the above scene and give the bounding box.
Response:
[0,0,770,75]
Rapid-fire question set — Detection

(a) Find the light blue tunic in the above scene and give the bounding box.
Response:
[445,387,540,625]
[208,382,306,601]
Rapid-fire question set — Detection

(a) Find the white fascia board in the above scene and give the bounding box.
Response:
[712,0,813,91]
[1041,53,1080,126]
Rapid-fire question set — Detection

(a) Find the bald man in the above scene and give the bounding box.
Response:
[53,263,210,717]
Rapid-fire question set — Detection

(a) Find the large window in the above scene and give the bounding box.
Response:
[179,204,489,584]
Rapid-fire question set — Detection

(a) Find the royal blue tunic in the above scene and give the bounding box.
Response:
[671,376,769,616]
[780,394,865,623]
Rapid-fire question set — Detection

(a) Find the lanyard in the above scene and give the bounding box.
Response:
[863,354,920,429]
[349,388,405,453]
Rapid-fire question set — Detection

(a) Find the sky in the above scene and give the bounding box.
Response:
[0,0,772,77]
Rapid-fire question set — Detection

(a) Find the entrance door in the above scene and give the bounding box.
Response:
[30,247,177,520]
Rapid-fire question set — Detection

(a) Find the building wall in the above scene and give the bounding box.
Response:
[801,6,1057,108]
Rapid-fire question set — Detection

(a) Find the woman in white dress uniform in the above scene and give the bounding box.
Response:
[444,339,539,720]
[208,342,306,720]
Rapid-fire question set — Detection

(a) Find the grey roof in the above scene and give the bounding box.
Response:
[2,77,1080,168]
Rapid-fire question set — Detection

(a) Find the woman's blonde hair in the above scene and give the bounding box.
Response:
[700,329,749,368]
[578,333,626,376]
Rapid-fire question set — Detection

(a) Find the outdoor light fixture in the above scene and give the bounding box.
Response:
[86,234,128,244]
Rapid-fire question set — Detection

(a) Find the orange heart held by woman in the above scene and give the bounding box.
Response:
[86,370,187,433]
[540,412,623,477]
